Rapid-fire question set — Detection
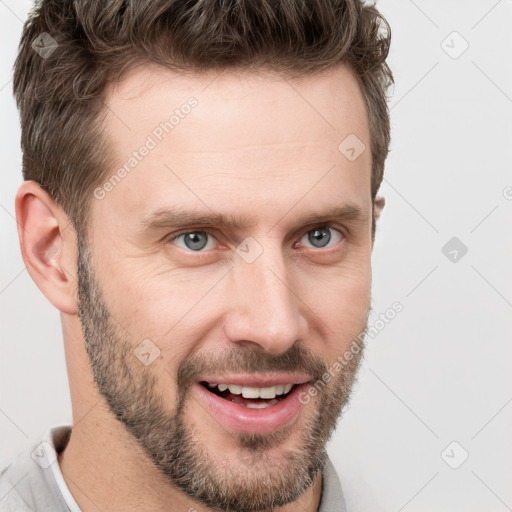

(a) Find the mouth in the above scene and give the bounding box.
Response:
[199,381,295,409]
[194,375,312,434]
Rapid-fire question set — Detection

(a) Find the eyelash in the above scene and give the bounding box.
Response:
[166,224,345,252]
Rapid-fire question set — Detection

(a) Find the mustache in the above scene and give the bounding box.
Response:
[176,342,328,391]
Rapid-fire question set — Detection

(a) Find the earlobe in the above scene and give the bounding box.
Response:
[374,196,385,221]
[15,181,78,315]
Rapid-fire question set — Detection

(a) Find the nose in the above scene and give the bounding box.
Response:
[223,243,304,355]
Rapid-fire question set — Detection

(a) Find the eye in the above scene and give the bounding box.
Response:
[299,226,343,249]
[170,231,217,252]
[167,225,344,253]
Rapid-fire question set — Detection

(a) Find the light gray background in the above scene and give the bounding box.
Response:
[1,1,511,511]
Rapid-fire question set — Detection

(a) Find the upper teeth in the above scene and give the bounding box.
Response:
[208,383,294,399]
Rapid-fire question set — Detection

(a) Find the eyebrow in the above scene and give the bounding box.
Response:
[140,203,369,234]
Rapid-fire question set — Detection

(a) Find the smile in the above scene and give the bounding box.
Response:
[201,382,294,408]
[194,374,312,434]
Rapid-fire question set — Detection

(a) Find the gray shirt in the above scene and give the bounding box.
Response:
[0,425,346,511]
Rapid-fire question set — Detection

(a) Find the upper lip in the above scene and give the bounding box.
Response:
[198,373,312,388]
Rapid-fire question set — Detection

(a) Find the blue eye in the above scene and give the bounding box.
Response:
[171,231,216,251]
[300,226,343,249]
[169,226,343,253]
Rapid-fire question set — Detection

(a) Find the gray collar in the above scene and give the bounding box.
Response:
[318,454,347,512]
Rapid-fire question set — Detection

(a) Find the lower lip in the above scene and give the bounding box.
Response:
[194,382,310,434]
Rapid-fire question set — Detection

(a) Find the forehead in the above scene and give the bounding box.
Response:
[95,64,371,230]
[104,63,369,145]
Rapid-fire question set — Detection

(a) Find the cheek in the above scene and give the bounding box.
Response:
[99,264,227,389]
[103,258,218,328]
[300,262,371,343]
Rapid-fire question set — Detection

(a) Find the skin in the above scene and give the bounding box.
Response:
[15,63,384,511]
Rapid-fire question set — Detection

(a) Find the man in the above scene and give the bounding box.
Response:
[0,0,393,510]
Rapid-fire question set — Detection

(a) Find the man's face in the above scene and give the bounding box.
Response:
[79,64,373,510]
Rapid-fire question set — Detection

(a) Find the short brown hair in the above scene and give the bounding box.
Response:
[13,0,393,238]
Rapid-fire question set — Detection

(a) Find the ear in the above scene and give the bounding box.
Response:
[15,181,78,315]
[374,196,385,221]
